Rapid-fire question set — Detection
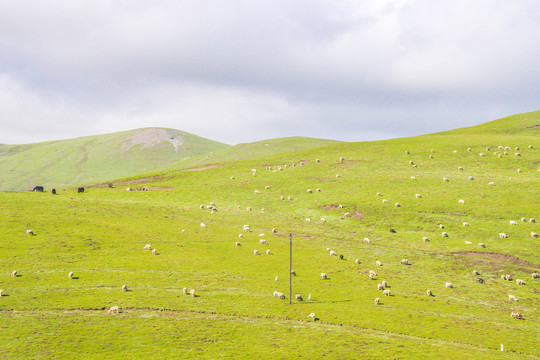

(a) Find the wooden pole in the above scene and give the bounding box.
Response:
[289,233,292,305]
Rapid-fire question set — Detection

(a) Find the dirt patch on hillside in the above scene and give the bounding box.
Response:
[116,175,164,185]
[182,164,221,171]
[122,128,184,152]
[352,209,364,220]
[527,124,540,129]
[452,251,539,269]
[320,205,364,220]
[321,205,341,210]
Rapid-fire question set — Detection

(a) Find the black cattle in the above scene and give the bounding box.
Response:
[389,228,396,233]
[108,183,113,188]
[33,186,44,192]
[52,189,57,195]
[78,187,85,193]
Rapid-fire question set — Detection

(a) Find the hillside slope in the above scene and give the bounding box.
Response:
[0,111,538,358]
[0,128,228,191]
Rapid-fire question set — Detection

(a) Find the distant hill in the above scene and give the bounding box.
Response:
[0,129,339,191]
[0,128,228,191]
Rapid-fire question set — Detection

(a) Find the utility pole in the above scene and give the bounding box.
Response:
[289,233,292,305]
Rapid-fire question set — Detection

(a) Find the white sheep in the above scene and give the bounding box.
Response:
[429,154,433,158]
[26,229,34,235]
[200,222,207,228]
[501,274,511,281]
[190,289,195,297]
[383,289,391,296]
[376,260,382,266]
[479,153,485,157]
[415,194,421,198]
[463,222,469,226]
[0,289,3,297]
[274,291,285,299]
[317,188,322,192]
[369,270,377,277]
[516,279,526,285]
[254,250,260,255]
[107,306,120,314]
[376,192,383,196]
[265,186,270,190]
[122,284,127,292]
[246,207,252,211]
[530,218,535,223]
[508,294,517,301]
[499,233,507,238]
[243,225,250,232]
[290,270,296,276]
[287,196,292,201]
[439,224,444,229]
[427,290,433,296]
[260,239,267,245]
[266,249,271,255]
[458,199,465,204]
[339,157,345,163]
[11,270,17,277]
[235,242,241,246]
[517,169,522,173]
[364,238,370,243]
[336,174,341,178]
[280,195,285,200]
[469,176,474,181]
[464,241,472,244]
[377,284,385,290]
[515,153,521,157]
[442,232,448,237]
[143,244,151,250]
[467,148,472,152]
[152,249,157,255]
[182,287,188,295]
[532,232,539,238]
[401,259,409,265]
[381,280,387,288]
[374,298,380,305]
[409,160,414,165]
[405,150,410,154]
[343,212,350,217]
[355,259,360,264]
[445,282,453,288]
[305,218,311,222]
[309,312,316,320]
[295,294,303,301]
[395,203,401,208]
[306,189,313,194]
[68,272,74,279]
[531,273,540,279]
[423,237,429,242]
[382,199,389,204]
[238,234,244,239]
[320,218,326,222]
[509,220,518,225]
[488,182,495,186]
[458,166,464,171]
[254,190,261,194]
[329,250,336,256]
[473,270,480,275]
[443,177,450,182]
[320,273,327,279]
[478,243,486,248]
[271,228,277,234]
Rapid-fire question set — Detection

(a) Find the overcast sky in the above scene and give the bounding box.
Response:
[1,0,538,145]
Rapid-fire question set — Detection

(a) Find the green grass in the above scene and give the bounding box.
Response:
[0,111,539,359]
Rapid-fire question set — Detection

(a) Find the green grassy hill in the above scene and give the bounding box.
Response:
[0,111,539,359]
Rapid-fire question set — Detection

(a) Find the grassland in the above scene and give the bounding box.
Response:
[0,111,539,359]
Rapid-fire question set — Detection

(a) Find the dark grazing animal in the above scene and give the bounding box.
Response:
[33,186,44,192]
[476,278,485,284]
[78,187,85,193]
[52,189,57,195]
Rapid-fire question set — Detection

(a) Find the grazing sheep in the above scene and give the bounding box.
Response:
[326,247,331,251]
[405,150,410,154]
[445,282,453,288]
[107,306,120,314]
[443,177,450,182]
[295,294,303,301]
[530,218,535,223]
[427,290,433,296]
[330,251,336,256]
[516,279,526,285]
[472,270,480,276]
[464,241,472,244]
[499,233,507,238]
[254,190,261,194]
[317,188,322,192]
[355,259,360,264]
[259,233,265,238]
[515,153,521,157]
[339,157,345,163]
[68,272,74,280]
[235,242,241,246]
[423,237,429,242]
[11,270,17,277]
[280,195,285,201]
[376,260,382,266]
[469,176,474,180]
[369,270,377,277]
[374,298,380,305]
[488,182,495,186]
[231,176,235,180]
[309,312,316,320]
[254,250,260,255]
[320,218,326,222]
[411,176,416,180]
[143,244,151,250]
[305,218,311,222]
[364,238,370,243]
[200,222,207,228]
[529,145,533,149]
[510,312,523,319]
[243,225,250,232]
[458,199,465,204]
[395,203,401,208]
[382,199,389,204]
[509,220,518,225]
[415,194,421,198]
[151,249,157,255]
[0,289,3,297]
[517,169,522,173]
[467,148,472,152]
[26,229,33,235]
[476,278,485,284]
[247,207,252,211]
[442,232,448,237]
[265,186,270,190]
[274,291,285,299]
[383,289,391,296]
[238,234,244,239]
[508,294,517,301]
[287,196,292,201]
[401,259,408,265]
[320,273,327,280]
[376,192,383,196]
[189,289,195,297]
[531,273,539,279]
[479,153,485,157]
[336,174,341,178]
[291,270,296,276]
[315,159,320,163]
[531,232,539,238]
[381,280,387,288]
[122,284,127,292]
[429,154,433,158]
[369,273,374,280]
[478,243,486,248]
[266,249,271,255]
[377,284,385,290]
[463,222,469,226]
[182,287,188,295]
[439,224,444,229]
[458,166,464,171]
[306,189,313,194]
[271,228,278,233]
[343,212,350,217]
[409,160,414,165]
[260,239,267,245]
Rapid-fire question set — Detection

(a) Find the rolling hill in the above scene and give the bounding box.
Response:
[0,110,538,359]
[0,128,337,191]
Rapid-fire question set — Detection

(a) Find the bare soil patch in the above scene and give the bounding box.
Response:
[451,251,539,269]
[311,177,332,182]
[182,164,221,172]
[321,205,341,210]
